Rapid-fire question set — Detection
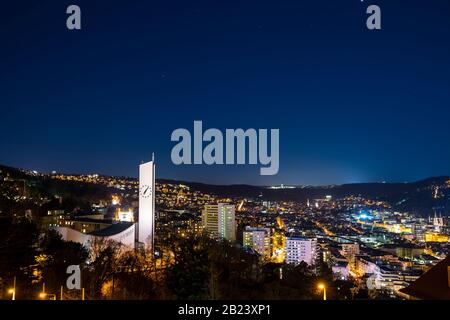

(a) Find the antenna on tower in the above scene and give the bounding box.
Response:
[152,153,155,162]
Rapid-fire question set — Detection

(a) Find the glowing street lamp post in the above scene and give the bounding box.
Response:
[40,282,56,300]
[8,277,16,300]
[318,283,327,301]
[40,292,57,300]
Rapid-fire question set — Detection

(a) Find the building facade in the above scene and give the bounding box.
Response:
[202,203,236,241]
[243,226,271,259]
[285,236,318,266]
[55,221,136,248]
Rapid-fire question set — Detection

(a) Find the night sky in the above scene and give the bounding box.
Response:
[1,0,450,185]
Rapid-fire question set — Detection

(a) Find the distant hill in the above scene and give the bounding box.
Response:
[158,177,450,216]
[2,164,449,217]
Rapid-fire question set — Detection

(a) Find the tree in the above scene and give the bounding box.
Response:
[35,229,88,293]
[83,238,122,299]
[0,217,38,299]
[165,234,211,300]
[109,250,159,300]
[208,240,263,299]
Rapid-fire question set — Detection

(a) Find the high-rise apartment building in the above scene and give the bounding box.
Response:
[285,236,318,266]
[243,227,271,259]
[202,203,236,241]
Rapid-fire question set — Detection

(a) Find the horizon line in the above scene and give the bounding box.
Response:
[1,163,449,188]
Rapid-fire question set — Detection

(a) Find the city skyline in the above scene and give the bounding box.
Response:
[1,159,449,301]
[2,0,450,307]
[2,0,450,185]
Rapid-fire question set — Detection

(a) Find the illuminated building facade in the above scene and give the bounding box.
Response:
[285,236,318,266]
[340,243,360,260]
[138,159,156,251]
[56,222,136,248]
[116,209,134,222]
[243,227,271,259]
[202,203,236,241]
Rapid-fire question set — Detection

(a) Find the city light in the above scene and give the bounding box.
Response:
[318,283,327,301]
[0,0,449,307]
[40,293,56,300]
[117,209,134,222]
[111,195,121,205]
[8,277,16,300]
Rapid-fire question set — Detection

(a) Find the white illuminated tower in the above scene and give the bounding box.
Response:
[138,156,155,252]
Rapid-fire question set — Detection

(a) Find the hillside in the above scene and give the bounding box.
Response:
[1,164,449,216]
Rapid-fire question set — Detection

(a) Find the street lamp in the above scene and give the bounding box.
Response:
[8,277,16,300]
[39,283,56,301]
[318,283,327,301]
[39,292,57,300]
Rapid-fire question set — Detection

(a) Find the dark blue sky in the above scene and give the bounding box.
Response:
[1,0,450,185]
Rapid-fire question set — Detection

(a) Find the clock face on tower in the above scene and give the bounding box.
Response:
[140,184,152,198]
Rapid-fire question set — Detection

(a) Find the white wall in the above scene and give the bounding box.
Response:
[54,224,136,249]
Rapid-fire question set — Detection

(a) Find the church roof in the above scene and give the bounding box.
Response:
[89,222,134,237]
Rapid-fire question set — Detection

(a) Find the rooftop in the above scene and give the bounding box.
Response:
[400,255,450,300]
[89,222,134,237]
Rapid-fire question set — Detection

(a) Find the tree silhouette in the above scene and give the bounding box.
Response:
[35,229,88,293]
